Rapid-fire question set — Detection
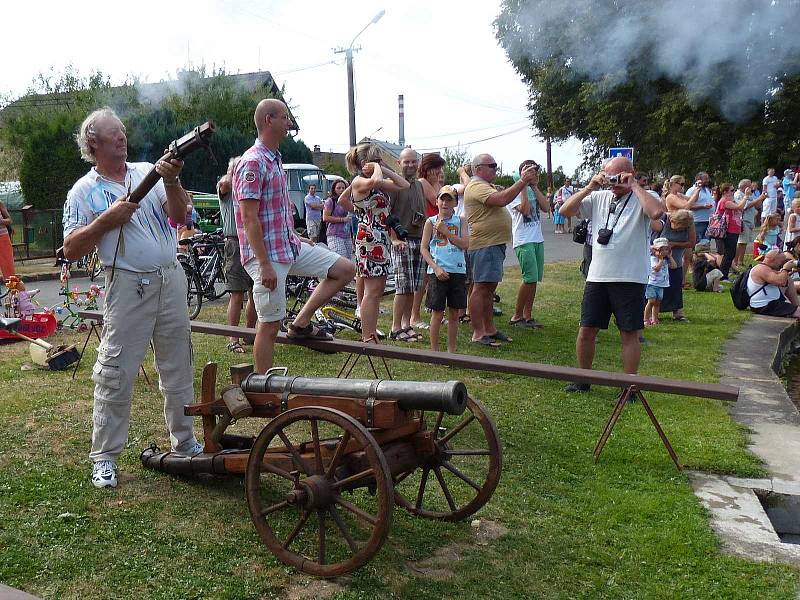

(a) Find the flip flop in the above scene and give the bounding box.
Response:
[287,322,333,340]
[490,330,513,343]
[471,335,501,348]
[459,315,471,324]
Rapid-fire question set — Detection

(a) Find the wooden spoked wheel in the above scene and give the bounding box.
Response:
[245,407,393,577]
[393,396,502,521]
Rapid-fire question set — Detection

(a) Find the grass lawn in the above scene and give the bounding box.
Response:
[1,261,798,599]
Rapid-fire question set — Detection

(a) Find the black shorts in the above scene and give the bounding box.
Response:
[580,281,646,332]
[752,296,799,318]
[426,273,467,312]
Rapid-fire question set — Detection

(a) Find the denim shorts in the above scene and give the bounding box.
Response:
[468,244,506,283]
[645,284,664,301]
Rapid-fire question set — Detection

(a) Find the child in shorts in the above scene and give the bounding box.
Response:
[420,186,470,352]
[644,237,676,326]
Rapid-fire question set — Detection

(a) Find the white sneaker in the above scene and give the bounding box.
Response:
[91,460,117,488]
[172,440,204,457]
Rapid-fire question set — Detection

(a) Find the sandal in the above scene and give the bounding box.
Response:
[287,322,333,340]
[459,315,471,324]
[389,329,413,342]
[471,335,501,348]
[403,326,424,342]
[226,341,245,354]
[509,318,527,327]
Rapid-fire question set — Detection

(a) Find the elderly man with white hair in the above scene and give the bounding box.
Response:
[62,107,203,488]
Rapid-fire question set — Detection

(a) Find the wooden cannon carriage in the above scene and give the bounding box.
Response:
[141,362,502,577]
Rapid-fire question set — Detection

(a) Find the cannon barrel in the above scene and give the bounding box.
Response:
[241,375,467,415]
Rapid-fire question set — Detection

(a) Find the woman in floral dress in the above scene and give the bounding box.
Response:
[339,143,409,342]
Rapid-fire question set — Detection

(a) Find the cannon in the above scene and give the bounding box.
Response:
[141,362,502,577]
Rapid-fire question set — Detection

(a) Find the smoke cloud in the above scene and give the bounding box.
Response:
[499,0,800,120]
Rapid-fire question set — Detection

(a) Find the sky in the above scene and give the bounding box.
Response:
[1,0,583,178]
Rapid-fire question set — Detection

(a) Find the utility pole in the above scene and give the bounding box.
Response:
[334,10,385,149]
[334,46,361,147]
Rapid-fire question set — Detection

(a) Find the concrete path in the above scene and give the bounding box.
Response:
[689,315,800,565]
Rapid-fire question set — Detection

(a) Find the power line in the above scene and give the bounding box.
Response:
[415,125,531,152]
[411,120,529,141]
[274,59,341,76]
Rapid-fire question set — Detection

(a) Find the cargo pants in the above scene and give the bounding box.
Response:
[89,262,197,462]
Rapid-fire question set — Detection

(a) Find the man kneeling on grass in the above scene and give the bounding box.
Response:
[420,186,469,353]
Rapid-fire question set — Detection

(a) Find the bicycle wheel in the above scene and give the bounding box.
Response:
[87,250,102,281]
[179,255,203,320]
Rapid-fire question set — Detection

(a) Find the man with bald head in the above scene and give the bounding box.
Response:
[233,99,355,372]
[559,157,664,391]
[464,153,539,346]
[387,147,428,341]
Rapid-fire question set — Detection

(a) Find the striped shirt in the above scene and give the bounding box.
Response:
[232,140,300,264]
[62,162,177,272]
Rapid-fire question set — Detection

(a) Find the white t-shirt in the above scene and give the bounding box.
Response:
[580,190,651,284]
[507,191,544,247]
[763,175,780,199]
[63,162,178,272]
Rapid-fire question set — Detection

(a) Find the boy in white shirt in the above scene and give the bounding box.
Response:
[507,160,551,328]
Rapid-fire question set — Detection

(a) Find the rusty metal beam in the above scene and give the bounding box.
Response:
[78,310,738,401]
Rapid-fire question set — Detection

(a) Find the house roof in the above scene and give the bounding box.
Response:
[359,137,406,161]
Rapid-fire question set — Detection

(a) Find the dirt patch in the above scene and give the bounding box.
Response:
[284,577,347,600]
[406,519,509,580]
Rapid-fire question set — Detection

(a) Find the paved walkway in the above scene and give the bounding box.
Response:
[690,315,800,565]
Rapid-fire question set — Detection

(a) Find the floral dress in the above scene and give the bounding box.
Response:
[353,188,391,278]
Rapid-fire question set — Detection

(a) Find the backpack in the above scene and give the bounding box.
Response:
[730,266,766,310]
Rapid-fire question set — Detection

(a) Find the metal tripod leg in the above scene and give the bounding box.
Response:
[593,385,682,470]
[592,386,632,462]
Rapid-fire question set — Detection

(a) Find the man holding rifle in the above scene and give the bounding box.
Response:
[63,107,202,489]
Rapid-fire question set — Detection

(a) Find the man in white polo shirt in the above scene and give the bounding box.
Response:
[63,107,202,489]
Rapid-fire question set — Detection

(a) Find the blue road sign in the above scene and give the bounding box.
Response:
[608,147,634,162]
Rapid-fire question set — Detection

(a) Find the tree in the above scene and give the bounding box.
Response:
[495,0,800,180]
[0,66,313,206]
[442,147,470,185]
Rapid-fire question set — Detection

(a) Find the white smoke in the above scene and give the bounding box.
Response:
[499,0,800,120]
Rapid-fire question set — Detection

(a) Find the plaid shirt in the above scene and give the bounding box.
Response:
[233,140,300,264]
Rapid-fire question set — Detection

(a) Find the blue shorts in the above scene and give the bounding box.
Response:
[645,284,664,300]
[468,244,506,283]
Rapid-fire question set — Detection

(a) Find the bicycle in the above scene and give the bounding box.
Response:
[76,247,103,281]
[178,229,227,319]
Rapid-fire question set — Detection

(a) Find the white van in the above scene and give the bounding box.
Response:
[283,163,325,227]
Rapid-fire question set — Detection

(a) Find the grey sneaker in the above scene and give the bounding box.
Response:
[172,440,204,457]
[91,460,117,489]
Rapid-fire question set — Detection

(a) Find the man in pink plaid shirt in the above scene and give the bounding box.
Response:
[233,99,355,373]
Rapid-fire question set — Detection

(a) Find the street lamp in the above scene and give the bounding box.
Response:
[335,10,385,147]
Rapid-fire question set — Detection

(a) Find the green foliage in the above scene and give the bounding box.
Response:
[495,1,800,179]
[0,66,313,201]
[279,136,313,165]
[443,147,470,185]
[320,160,350,180]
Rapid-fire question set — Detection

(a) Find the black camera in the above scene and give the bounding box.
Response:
[596,228,613,245]
[386,214,409,241]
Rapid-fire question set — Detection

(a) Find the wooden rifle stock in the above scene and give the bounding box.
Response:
[127,121,216,204]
